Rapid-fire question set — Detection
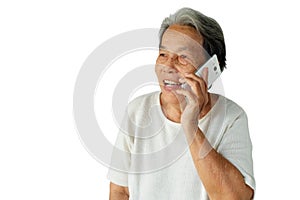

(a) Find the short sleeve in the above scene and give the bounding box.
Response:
[217,111,256,191]
[107,110,134,187]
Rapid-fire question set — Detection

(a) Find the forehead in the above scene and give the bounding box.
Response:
[168,24,203,43]
[161,25,204,53]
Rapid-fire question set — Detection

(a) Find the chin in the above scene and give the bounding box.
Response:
[160,88,180,103]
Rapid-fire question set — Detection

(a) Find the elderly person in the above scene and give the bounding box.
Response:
[108,7,255,200]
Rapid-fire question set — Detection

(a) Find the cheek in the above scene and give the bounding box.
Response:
[195,56,206,67]
[187,65,198,74]
[156,55,165,65]
[176,64,196,74]
[155,64,162,77]
[155,57,164,73]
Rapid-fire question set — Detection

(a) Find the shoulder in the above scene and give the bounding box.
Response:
[224,96,246,115]
[215,94,248,122]
[212,95,251,143]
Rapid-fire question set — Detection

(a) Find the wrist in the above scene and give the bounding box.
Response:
[187,129,213,160]
[182,121,199,144]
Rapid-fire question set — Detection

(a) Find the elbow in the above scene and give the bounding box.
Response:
[234,186,254,200]
[236,184,254,200]
[211,184,254,200]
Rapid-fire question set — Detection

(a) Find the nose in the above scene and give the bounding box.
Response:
[163,55,179,73]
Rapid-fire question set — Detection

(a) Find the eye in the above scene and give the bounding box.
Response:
[178,54,189,65]
[159,53,166,57]
[179,54,187,59]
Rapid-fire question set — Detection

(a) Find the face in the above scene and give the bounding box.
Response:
[155,24,206,102]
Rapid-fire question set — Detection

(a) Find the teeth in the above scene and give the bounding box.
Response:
[163,80,181,85]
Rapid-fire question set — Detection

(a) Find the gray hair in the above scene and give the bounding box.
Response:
[159,7,226,71]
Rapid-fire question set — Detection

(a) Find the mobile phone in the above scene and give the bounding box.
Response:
[181,54,221,90]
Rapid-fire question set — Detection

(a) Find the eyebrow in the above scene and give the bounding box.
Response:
[159,45,188,52]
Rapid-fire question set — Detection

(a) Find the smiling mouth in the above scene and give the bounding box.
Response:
[163,80,182,86]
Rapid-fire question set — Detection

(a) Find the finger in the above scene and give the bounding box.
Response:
[175,88,198,105]
[201,67,208,85]
[182,74,210,109]
[182,74,207,98]
[184,72,202,82]
[181,76,202,98]
[184,72,207,89]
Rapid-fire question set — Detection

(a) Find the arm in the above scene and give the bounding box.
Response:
[109,182,129,200]
[176,70,254,199]
[189,129,254,200]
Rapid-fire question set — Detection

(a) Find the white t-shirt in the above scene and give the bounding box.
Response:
[107,91,255,200]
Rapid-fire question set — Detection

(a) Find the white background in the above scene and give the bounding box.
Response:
[1,0,300,199]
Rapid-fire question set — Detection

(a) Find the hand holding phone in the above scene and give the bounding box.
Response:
[181,54,221,90]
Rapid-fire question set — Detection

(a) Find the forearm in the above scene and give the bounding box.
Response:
[189,128,253,200]
[109,192,129,200]
[109,183,129,200]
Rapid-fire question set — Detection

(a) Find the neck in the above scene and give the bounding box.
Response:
[160,92,217,122]
[200,100,211,118]
[200,93,218,118]
[160,94,184,123]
